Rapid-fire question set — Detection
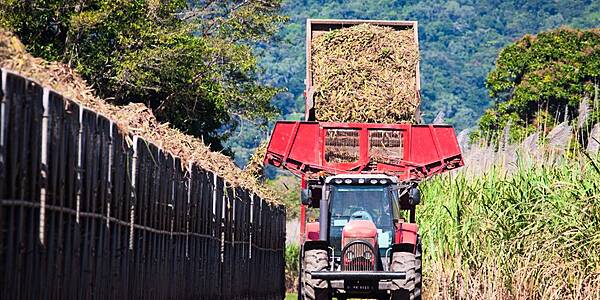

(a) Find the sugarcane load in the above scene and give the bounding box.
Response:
[311,23,420,123]
[264,19,464,300]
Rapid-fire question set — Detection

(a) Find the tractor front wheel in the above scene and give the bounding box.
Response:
[390,250,421,300]
[302,249,331,300]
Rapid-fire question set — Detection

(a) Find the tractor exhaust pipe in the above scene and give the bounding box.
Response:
[319,184,328,241]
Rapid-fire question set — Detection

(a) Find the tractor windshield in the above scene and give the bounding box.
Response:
[329,185,395,257]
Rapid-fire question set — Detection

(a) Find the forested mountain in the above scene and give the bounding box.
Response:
[230,0,599,166]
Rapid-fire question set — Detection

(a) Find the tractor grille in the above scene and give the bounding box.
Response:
[341,240,376,271]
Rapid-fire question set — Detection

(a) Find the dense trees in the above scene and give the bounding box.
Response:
[0,0,286,150]
[475,28,600,143]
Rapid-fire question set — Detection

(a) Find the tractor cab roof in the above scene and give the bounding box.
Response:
[325,174,398,185]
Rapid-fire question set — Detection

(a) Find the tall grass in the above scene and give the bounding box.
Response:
[285,244,300,291]
[420,155,600,299]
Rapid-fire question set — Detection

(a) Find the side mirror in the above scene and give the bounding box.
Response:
[408,187,421,205]
[300,188,312,205]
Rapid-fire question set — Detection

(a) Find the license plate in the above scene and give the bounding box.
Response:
[345,280,375,291]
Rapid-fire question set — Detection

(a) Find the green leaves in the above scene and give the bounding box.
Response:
[1,0,285,151]
[478,28,600,144]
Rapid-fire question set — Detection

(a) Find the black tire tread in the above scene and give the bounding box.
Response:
[390,250,422,300]
[414,242,422,300]
[302,249,330,300]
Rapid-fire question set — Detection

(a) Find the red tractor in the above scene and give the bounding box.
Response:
[264,20,464,300]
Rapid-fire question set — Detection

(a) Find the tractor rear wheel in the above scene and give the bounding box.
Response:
[390,250,421,300]
[302,249,331,300]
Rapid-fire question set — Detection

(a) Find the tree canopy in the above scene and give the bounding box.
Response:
[476,28,600,143]
[0,0,286,150]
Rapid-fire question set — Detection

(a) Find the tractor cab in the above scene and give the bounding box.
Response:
[327,175,398,265]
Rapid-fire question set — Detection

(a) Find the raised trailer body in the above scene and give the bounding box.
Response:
[305,19,420,121]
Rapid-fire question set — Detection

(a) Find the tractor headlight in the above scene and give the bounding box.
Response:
[370,179,378,184]
[334,179,343,184]
[363,250,373,260]
[346,250,355,260]
[344,179,353,184]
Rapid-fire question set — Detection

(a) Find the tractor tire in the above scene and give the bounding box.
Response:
[302,249,331,300]
[414,243,422,300]
[390,251,421,300]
